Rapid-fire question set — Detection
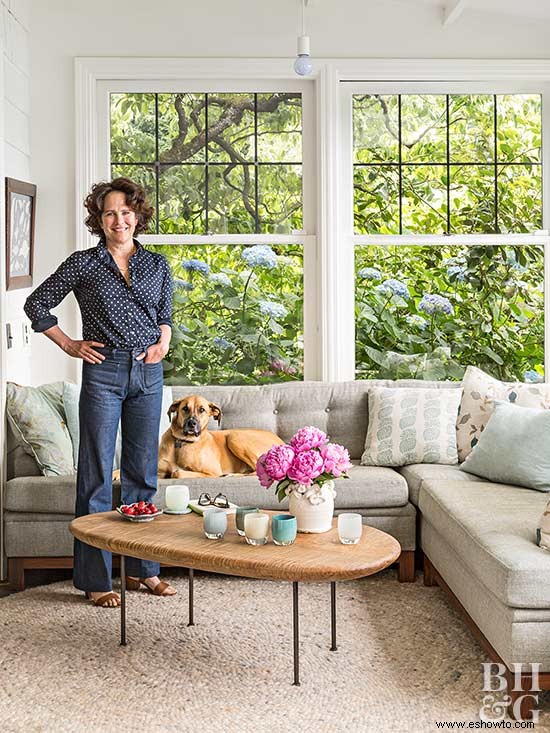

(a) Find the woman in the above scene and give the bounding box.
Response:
[24,178,176,607]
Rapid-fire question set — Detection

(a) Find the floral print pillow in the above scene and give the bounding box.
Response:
[456,366,550,462]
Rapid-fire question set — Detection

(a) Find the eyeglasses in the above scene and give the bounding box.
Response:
[198,492,230,509]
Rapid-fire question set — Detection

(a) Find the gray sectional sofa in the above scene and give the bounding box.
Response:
[4,378,549,718]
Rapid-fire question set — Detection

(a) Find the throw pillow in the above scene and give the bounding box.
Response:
[460,401,550,492]
[456,365,550,462]
[361,386,461,467]
[63,381,172,472]
[6,381,75,476]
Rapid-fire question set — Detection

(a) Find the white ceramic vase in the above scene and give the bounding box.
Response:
[287,480,336,533]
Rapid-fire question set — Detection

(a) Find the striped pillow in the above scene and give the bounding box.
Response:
[361,386,461,467]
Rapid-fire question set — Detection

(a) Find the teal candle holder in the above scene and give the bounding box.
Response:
[272,514,297,546]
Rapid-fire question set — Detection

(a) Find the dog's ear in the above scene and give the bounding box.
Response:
[209,402,223,426]
[168,399,183,422]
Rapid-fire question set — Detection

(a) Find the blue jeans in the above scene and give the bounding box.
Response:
[73,347,163,592]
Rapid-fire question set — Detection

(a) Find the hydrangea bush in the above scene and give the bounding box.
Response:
[147,244,303,385]
[355,244,544,382]
[257,426,352,502]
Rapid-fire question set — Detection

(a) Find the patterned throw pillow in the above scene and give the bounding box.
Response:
[361,386,461,467]
[6,381,75,476]
[456,366,550,462]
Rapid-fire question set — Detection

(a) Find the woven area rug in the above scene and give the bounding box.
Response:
[1,568,549,733]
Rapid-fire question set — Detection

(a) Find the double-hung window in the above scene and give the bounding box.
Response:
[341,81,548,383]
[96,79,316,385]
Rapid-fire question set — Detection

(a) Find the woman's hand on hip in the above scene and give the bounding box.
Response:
[62,339,105,364]
[138,342,169,364]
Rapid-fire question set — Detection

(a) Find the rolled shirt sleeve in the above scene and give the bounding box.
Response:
[157,258,173,327]
[24,253,81,332]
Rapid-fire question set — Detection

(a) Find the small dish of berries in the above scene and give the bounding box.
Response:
[116,501,163,522]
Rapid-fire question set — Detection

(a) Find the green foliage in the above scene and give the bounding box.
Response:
[146,245,303,385]
[353,94,542,234]
[355,245,544,381]
[110,92,303,235]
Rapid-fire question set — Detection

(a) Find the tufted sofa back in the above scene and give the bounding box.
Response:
[171,379,460,460]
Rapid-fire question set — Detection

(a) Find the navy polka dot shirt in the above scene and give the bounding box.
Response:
[24,239,173,349]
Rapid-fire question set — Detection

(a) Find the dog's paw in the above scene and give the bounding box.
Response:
[112,469,121,481]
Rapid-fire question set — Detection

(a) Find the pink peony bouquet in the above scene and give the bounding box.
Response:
[257,426,352,502]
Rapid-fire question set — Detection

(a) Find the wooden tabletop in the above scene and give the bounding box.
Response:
[70,511,401,583]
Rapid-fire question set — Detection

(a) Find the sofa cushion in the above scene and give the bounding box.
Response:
[460,401,550,492]
[6,381,74,476]
[4,461,408,515]
[397,463,485,506]
[456,365,550,462]
[361,386,460,467]
[419,478,550,608]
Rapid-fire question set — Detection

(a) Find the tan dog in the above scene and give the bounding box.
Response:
[158,395,284,479]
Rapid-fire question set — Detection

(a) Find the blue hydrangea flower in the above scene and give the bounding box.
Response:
[213,337,235,350]
[210,273,232,287]
[376,278,410,300]
[406,314,428,330]
[174,279,194,291]
[182,259,210,276]
[241,245,278,269]
[524,370,544,384]
[259,300,288,319]
[357,267,382,281]
[446,265,467,282]
[418,293,454,315]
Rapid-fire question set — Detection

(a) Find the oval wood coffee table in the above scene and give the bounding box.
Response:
[70,510,401,685]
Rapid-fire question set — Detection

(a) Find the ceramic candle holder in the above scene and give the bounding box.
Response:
[165,484,190,512]
[271,514,297,546]
[244,511,269,546]
[203,507,227,540]
[337,513,363,545]
[235,506,259,536]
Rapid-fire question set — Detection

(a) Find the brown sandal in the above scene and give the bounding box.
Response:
[126,577,176,596]
[85,591,121,607]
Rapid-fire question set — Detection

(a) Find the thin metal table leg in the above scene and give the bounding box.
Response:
[330,581,337,651]
[292,581,300,686]
[120,555,127,646]
[188,568,195,626]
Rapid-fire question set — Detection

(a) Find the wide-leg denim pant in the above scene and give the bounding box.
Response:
[73,347,163,592]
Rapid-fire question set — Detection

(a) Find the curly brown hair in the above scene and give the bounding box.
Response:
[84,178,154,236]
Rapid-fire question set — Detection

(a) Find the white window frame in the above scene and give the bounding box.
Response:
[76,58,550,383]
[340,77,550,383]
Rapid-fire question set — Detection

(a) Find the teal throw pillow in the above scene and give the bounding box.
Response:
[460,400,550,492]
[6,381,74,476]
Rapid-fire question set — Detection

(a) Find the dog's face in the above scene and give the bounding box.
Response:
[168,395,222,441]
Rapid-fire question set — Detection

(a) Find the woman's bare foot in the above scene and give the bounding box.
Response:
[142,576,177,595]
[86,591,121,607]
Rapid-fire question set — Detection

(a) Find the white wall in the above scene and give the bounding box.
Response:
[29,0,550,385]
[3,0,31,385]
[0,0,31,581]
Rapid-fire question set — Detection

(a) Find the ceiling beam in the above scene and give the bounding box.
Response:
[443,0,467,26]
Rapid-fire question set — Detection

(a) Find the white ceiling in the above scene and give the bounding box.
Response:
[414,0,550,23]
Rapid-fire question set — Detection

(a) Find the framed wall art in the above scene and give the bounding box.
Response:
[6,177,36,290]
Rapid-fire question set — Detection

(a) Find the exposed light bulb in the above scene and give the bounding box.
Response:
[294,34,313,76]
[293,1,313,77]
